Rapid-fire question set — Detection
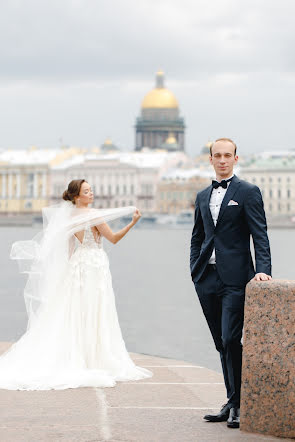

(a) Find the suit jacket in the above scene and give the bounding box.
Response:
[190,175,271,286]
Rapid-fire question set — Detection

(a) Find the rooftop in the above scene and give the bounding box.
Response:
[161,167,213,181]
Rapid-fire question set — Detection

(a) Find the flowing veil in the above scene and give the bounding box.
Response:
[10,201,136,330]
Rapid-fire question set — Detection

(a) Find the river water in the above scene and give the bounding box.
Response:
[0,225,294,372]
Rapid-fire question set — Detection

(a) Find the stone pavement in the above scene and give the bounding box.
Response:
[0,342,290,442]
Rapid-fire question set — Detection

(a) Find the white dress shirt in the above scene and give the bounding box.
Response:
[208,175,234,264]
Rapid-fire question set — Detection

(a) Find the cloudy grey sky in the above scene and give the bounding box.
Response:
[0,0,294,156]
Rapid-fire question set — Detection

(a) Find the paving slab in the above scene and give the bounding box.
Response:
[107,409,286,442]
[105,383,226,408]
[0,342,291,442]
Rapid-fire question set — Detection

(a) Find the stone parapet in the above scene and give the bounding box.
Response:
[241,280,295,438]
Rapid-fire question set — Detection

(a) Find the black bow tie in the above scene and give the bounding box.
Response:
[212,178,232,189]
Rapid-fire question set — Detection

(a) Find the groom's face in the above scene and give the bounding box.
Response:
[210,140,238,178]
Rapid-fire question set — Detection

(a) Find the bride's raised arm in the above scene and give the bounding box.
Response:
[95,209,141,244]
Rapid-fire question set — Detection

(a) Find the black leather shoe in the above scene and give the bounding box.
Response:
[203,403,230,422]
[227,407,240,428]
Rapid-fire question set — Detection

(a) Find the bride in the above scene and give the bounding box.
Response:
[0,179,152,390]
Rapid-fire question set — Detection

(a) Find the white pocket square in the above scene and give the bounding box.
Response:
[228,200,239,206]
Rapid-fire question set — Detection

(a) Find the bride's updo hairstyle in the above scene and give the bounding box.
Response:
[62,179,86,205]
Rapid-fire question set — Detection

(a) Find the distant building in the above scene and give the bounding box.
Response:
[240,151,295,217]
[135,71,185,151]
[157,168,212,214]
[50,150,188,213]
[0,146,188,214]
[0,147,54,214]
[100,138,120,153]
[0,147,83,214]
[200,140,213,155]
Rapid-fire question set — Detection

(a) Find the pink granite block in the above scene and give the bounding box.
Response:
[240,280,295,439]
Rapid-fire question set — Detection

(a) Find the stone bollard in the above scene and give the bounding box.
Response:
[240,280,295,439]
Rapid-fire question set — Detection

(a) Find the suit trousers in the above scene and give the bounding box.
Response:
[193,264,245,407]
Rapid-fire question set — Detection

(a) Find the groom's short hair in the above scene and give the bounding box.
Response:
[210,138,237,156]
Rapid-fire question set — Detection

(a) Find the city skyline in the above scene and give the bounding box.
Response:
[0,0,294,155]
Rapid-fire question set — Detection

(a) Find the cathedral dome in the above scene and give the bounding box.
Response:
[165,133,177,145]
[161,133,179,151]
[141,71,178,109]
[101,137,119,152]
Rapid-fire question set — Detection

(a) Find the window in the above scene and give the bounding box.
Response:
[269,203,272,211]
[108,185,112,195]
[269,189,272,198]
[278,189,281,198]
[287,189,291,198]
[27,173,34,197]
[130,184,134,195]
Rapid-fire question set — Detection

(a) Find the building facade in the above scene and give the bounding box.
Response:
[50,150,188,213]
[157,168,211,214]
[0,147,87,214]
[0,148,53,214]
[240,151,295,217]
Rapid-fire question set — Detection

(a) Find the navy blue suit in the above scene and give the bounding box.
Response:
[190,175,271,406]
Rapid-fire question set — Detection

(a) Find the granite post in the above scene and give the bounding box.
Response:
[240,280,295,438]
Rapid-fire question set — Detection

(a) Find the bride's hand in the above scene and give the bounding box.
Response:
[132,209,141,225]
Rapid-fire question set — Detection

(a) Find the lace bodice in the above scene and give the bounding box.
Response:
[74,224,103,250]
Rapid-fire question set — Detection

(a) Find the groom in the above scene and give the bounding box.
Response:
[190,138,271,428]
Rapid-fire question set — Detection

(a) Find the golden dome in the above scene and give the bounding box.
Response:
[141,71,178,109]
[165,134,177,144]
[104,137,112,145]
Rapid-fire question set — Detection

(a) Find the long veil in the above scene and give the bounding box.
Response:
[10,201,136,330]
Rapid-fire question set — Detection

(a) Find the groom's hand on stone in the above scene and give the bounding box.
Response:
[253,273,272,281]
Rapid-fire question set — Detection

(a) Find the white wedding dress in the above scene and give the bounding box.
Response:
[0,223,152,390]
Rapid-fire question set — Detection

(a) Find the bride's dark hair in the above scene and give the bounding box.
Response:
[63,179,86,205]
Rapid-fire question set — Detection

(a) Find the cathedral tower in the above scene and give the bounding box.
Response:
[135,71,185,151]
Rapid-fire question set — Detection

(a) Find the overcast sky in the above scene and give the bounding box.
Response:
[0,0,294,156]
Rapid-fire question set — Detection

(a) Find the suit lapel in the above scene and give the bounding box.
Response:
[204,186,215,229]
[216,175,240,226]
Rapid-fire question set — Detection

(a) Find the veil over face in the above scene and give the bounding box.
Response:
[10,201,136,329]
